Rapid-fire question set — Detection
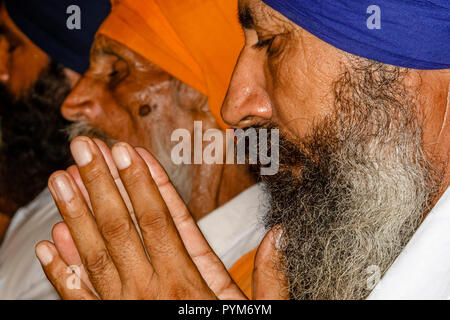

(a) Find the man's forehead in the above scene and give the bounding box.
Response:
[92,34,141,63]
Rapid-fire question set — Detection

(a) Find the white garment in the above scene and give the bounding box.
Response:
[0,189,61,300]
[369,187,450,300]
[0,184,266,299]
[198,183,267,269]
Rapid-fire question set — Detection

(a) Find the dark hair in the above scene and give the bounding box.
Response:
[0,60,71,215]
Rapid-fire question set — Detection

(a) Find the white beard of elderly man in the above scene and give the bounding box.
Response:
[36,0,449,300]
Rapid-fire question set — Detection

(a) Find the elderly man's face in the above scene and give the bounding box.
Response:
[223,0,439,300]
[62,34,217,203]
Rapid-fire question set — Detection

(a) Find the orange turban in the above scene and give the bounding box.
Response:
[97,0,244,129]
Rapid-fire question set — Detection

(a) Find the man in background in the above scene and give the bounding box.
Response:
[222,0,449,299]
[0,0,110,299]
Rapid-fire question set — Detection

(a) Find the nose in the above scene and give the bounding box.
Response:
[0,37,10,83]
[61,76,104,122]
[221,48,273,128]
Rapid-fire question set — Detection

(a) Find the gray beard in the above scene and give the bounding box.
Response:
[260,60,441,300]
[64,122,192,204]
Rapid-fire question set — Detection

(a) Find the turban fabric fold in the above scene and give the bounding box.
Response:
[5,0,111,74]
[262,0,450,70]
[98,0,245,128]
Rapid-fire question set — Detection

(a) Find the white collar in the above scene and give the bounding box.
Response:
[197,184,267,269]
[369,186,450,299]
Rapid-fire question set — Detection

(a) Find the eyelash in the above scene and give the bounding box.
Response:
[253,37,277,56]
[109,69,119,78]
[253,37,274,49]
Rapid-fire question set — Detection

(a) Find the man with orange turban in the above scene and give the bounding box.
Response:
[45,0,265,298]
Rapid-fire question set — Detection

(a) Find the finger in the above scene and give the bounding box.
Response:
[68,140,135,217]
[67,165,90,208]
[70,137,151,282]
[48,170,120,298]
[52,222,81,266]
[93,139,135,219]
[52,222,95,293]
[136,147,246,300]
[35,241,97,300]
[111,143,196,273]
[253,228,289,300]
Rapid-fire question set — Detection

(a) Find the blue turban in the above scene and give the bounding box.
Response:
[4,0,111,74]
[262,0,450,70]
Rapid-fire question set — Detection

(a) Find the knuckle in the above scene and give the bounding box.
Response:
[166,283,192,300]
[82,166,106,187]
[138,211,170,232]
[99,219,133,243]
[64,206,90,223]
[123,168,145,188]
[163,277,207,299]
[84,250,111,275]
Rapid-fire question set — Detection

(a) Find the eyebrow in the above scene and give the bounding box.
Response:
[238,4,255,30]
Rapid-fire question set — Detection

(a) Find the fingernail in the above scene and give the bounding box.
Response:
[51,174,75,202]
[71,139,92,167]
[112,144,131,170]
[275,229,284,250]
[36,244,53,266]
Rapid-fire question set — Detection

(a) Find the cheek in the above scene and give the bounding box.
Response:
[120,84,181,150]
[268,48,336,139]
[100,107,137,144]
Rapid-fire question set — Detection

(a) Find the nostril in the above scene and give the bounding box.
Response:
[70,113,90,122]
[61,106,90,122]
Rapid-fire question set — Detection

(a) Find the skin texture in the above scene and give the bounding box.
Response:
[0,3,79,232]
[0,2,50,98]
[62,34,254,221]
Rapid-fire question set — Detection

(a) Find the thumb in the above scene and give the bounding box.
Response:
[52,222,96,293]
[253,227,289,300]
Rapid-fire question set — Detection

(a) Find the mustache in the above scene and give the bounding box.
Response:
[64,122,117,147]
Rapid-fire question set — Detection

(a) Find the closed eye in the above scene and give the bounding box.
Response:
[253,37,274,50]
[109,69,119,78]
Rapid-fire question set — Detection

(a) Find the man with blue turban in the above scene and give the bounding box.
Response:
[221,0,450,299]
[0,0,110,299]
[35,0,449,300]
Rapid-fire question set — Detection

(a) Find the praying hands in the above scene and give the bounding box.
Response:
[35,137,288,300]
